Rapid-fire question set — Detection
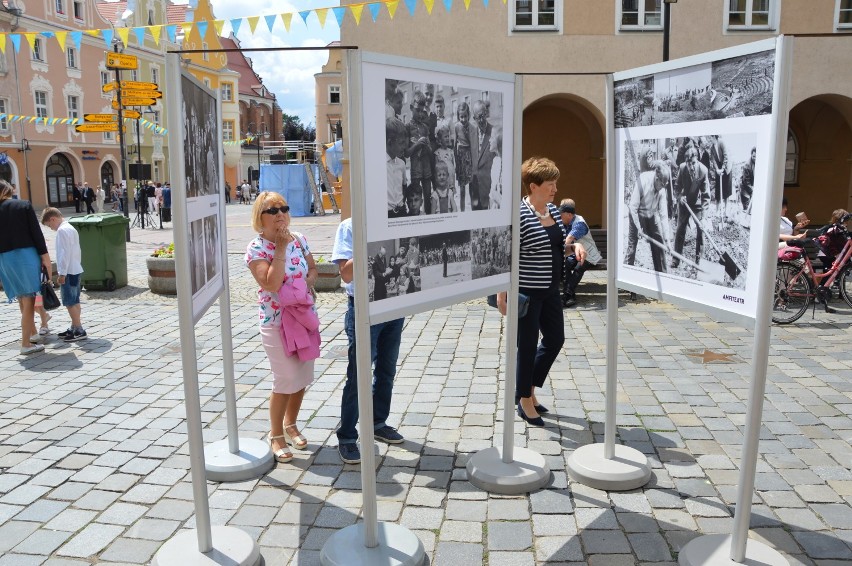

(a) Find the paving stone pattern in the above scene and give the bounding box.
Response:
[1,206,852,564]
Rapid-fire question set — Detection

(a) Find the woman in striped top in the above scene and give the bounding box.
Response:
[498,157,585,426]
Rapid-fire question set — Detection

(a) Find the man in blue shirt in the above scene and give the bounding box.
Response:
[559,200,602,308]
[331,218,405,464]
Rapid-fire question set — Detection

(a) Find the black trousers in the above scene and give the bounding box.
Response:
[563,256,589,298]
[516,286,564,402]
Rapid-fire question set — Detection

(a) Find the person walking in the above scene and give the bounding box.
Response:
[332,217,405,464]
[40,208,87,342]
[83,183,95,214]
[0,180,51,355]
[246,192,319,463]
[95,185,106,213]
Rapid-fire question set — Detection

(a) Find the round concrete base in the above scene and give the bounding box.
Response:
[204,438,274,482]
[466,446,551,495]
[679,534,788,566]
[320,522,425,566]
[152,526,261,566]
[566,443,651,491]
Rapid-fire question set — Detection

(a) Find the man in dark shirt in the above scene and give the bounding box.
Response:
[372,247,389,300]
[83,183,95,214]
[673,147,711,269]
[72,183,82,213]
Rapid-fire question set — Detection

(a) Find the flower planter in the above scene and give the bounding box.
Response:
[147,256,177,295]
[314,261,341,292]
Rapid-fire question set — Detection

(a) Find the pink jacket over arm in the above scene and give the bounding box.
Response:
[277,277,321,361]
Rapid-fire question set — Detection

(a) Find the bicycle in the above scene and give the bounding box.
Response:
[773,217,852,324]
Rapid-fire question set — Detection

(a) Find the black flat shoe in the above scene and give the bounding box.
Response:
[517,403,545,427]
[534,404,549,414]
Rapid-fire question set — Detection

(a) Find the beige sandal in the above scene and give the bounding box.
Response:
[284,423,308,449]
[268,432,293,463]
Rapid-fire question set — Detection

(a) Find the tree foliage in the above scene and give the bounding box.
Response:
[282,113,316,142]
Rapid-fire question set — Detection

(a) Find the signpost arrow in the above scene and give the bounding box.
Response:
[102,82,118,93]
[120,80,158,91]
[122,90,163,99]
[106,52,138,70]
[120,97,158,107]
[84,113,119,123]
[123,110,141,119]
[76,122,120,133]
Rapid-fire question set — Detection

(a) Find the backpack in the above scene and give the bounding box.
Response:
[816,225,846,257]
[778,246,803,262]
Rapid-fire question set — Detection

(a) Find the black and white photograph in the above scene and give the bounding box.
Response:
[620,133,757,290]
[203,215,220,282]
[418,230,473,289]
[614,49,774,128]
[385,79,504,218]
[471,226,511,280]
[366,238,422,303]
[189,218,205,295]
[182,76,220,199]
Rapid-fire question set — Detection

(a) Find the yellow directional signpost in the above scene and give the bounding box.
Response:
[123,110,141,119]
[120,80,158,91]
[102,82,118,93]
[84,113,118,123]
[106,52,138,70]
[120,97,158,107]
[76,122,120,133]
[122,90,163,99]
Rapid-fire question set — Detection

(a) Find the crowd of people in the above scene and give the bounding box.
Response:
[365,241,422,301]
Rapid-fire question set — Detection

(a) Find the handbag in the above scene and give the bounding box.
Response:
[40,267,61,311]
[486,293,530,318]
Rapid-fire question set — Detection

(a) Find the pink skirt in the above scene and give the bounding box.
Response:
[259,325,315,394]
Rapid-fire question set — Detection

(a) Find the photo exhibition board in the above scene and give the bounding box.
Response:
[180,73,226,324]
[612,38,782,324]
[358,55,516,324]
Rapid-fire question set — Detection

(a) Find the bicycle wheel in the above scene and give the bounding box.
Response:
[840,265,852,308]
[773,263,812,324]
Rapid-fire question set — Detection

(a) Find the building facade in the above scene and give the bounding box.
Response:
[341,0,852,227]
[315,42,343,147]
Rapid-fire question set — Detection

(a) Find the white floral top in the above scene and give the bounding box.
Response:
[245,232,312,327]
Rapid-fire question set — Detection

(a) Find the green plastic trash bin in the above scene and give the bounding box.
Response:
[68,213,129,291]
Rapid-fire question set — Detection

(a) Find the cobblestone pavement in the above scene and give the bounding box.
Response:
[1,206,852,564]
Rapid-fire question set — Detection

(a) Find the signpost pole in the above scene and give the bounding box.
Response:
[110,45,131,242]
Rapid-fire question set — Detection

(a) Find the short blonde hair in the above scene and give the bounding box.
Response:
[521,157,560,194]
[251,191,288,233]
[0,179,13,202]
[41,207,63,225]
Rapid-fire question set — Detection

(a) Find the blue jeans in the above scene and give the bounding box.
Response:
[337,297,404,444]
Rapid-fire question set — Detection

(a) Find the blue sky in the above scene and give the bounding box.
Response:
[176,0,341,129]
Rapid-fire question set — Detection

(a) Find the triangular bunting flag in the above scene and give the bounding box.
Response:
[54,31,68,49]
[41,31,54,39]
[247,16,260,34]
[404,0,417,15]
[463,0,471,9]
[196,21,208,40]
[264,14,276,32]
[117,27,130,47]
[483,0,488,6]
[101,28,114,48]
[299,11,311,25]
[424,0,435,14]
[230,18,243,36]
[133,26,145,45]
[181,23,193,38]
[29,116,37,123]
[316,8,329,28]
[24,33,38,54]
[387,1,400,18]
[281,13,293,32]
[149,25,162,46]
[166,24,177,43]
[369,3,382,21]
[333,7,346,27]
[8,35,20,53]
[0,35,6,55]
[214,20,225,36]
[61,118,68,124]
[350,4,364,24]
[443,0,453,11]
[84,29,101,37]
[70,31,82,51]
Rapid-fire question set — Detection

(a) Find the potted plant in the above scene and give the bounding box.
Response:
[314,255,341,292]
[147,243,176,295]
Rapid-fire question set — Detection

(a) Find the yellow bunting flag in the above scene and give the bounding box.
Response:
[54,31,68,49]
[181,22,193,37]
[117,27,131,47]
[149,25,162,46]
[464,0,471,9]
[316,8,329,28]
[350,4,364,24]
[247,16,260,34]
[24,33,38,54]
[0,35,5,55]
[387,0,400,18]
[84,29,101,37]
[213,20,226,36]
[29,116,37,123]
[424,0,435,13]
[281,13,292,32]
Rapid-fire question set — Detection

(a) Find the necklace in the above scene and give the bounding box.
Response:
[525,197,548,219]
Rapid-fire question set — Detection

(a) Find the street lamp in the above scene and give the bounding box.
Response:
[663,0,678,62]
[17,138,31,203]
[244,123,270,190]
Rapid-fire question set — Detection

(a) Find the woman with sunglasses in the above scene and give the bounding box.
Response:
[246,192,320,463]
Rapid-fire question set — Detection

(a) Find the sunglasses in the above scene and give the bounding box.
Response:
[262,205,290,215]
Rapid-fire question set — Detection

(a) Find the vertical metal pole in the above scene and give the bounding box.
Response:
[135,118,145,229]
[730,36,793,562]
[604,74,618,460]
[501,76,523,463]
[662,2,672,62]
[113,44,131,242]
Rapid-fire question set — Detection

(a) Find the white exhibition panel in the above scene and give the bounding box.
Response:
[358,54,515,324]
[612,38,779,326]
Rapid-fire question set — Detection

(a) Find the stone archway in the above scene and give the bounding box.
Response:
[786,94,852,222]
[45,153,76,207]
[523,94,606,227]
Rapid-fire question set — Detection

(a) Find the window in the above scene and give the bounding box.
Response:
[0,99,8,131]
[202,42,209,62]
[67,95,79,121]
[35,91,48,118]
[511,0,560,31]
[223,121,234,141]
[101,71,110,87]
[203,78,210,88]
[55,0,64,14]
[73,0,83,20]
[726,0,775,30]
[148,9,155,25]
[785,129,798,185]
[130,69,138,82]
[329,85,341,104]
[151,66,159,86]
[32,38,44,62]
[221,82,233,102]
[66,47,77,69]
[837,0,852,29]
[619,0,663,30]
[104,131,114,141]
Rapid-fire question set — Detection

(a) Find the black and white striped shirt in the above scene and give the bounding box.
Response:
[519,200,565,289]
